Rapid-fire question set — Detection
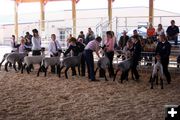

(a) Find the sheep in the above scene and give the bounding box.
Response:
[113,58,133,83]
[37,57,61,77]
[4,52,28,72]
[0,53,10,70]
[94,54,110,81]
[21,55,45,74]
[149,55,165,89]
[59,52,82,79]
[21,48,45,74]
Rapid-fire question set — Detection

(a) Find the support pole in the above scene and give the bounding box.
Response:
[149,0,154,24]
[40,0,45,32]
[72,0,77,37]
[14,1,19,41]
[108,0,112,31]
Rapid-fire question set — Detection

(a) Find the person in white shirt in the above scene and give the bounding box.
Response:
[32,29,41,56]
[48,34,62,57]
[10,35,19,52]
[48,34,62,73]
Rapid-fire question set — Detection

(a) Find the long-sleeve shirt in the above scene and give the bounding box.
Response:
[155,41,171,65]
[19,44,25,53]
[85,40,100,53]
[48,40,62,56]
[10,39,18,51]
[32,36,41,50]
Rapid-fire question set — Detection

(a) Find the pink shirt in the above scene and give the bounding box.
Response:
[105,37,115,52]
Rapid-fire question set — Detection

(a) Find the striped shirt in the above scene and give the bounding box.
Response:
[85,40,100,52]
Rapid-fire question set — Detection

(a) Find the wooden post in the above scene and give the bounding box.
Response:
[72,0,77,37]
[149,0,154,24]
[40,0,45,32]
[14,1,19,41]
[108,0,112,31]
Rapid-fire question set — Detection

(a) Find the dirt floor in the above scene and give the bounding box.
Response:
[0,67,180,120]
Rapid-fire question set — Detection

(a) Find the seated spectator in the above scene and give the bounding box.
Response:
[85,28,95,45]
[156,24,164,37]
[144,38,156,66]
[78,31,85,44]
[166,20,179,45]
[147,23,155,41]
[118,30,129,50]
[25,32,33,45]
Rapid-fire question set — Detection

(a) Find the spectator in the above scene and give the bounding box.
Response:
[48,34,62,73]
[155,33,171,84]
[25,32,33,45]
[104,31,115,77]
[156,24,164,36]
[118,30,129,50]
[131,35,142,81]
[166,20,179,45]
[85,28,95,45]
[84,36,102,81]
[78,31,85,44]
[132,29,143,42]
[32,29,41,56]
[10,35,19,52]
[147,23,155,40]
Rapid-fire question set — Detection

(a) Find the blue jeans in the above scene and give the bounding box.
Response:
[84,50,95,80]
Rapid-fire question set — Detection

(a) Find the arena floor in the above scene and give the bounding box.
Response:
[0,67,179,120]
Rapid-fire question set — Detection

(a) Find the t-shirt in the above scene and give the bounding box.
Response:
[166,25,179,37]
[147,28,155,37]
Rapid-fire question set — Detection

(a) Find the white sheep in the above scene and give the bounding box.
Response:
[21,55,45,74]
[4,52,28,72]
[21,49,46,74]
[150,56,165,89]
[37,56,61,77]
[59,52,82,79]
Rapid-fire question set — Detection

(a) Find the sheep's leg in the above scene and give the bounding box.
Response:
[0,58,5,70]
[21,63,26,74]
[5,61,10,72]
[78,65,81,76]
[94,67,98,77]
[59,66,64,78]
[44,67,48,77]
[18,61,23,71]
[26,66,30,74]
[113,69,119,81]
[37,65,43,77]
[13,61,17,71]
[151,77,154,89]
[65,67,70,79]
[103,69,108,81]
[160,78,163,89]
[156,74,158,85]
